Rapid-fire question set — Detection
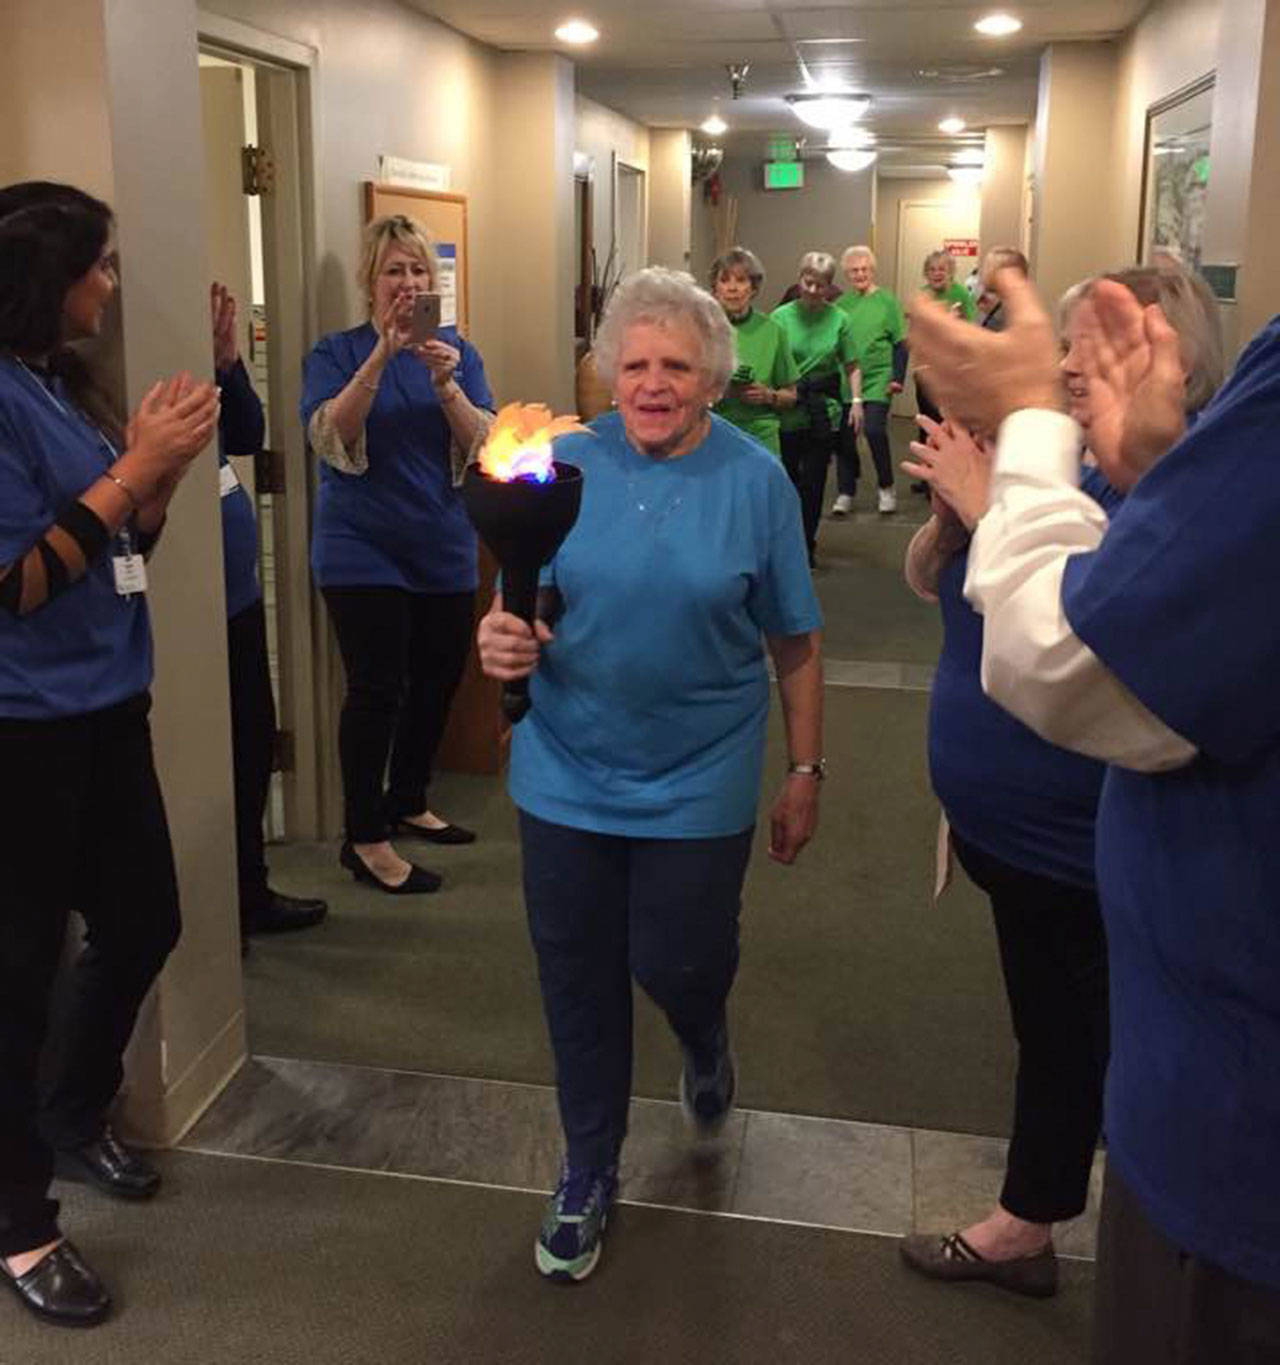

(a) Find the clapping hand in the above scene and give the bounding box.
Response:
[908,269,1061,433]
[125,372,220,493]
[1074,281,1186,490]
[902,413,994,530]
[210,282,238,372]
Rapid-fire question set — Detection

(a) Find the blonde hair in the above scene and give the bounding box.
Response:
[358,214,440,308]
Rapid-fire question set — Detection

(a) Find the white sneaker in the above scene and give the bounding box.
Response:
[877,487,897,514]
[831,493,854,517]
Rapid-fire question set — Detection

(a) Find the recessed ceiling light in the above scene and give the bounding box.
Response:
[554,18,599,44]
[786,93,871,131]
[827,149,878,174]
[974,13,1023,36]
[701,115,728,136]
[939,117,966,134]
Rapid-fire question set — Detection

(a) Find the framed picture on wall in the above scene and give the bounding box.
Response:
[1138,74,1215,269]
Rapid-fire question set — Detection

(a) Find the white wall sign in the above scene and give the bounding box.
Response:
[435,243,458,327]
[378,155,451,191]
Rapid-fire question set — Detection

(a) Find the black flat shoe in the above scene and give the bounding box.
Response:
[899,1232,1058,1298]
[243,890,329,935]
[55,1126,159,1201]
[391,817,477,846]
[1,1241,111,1327]
[339,842,442,895]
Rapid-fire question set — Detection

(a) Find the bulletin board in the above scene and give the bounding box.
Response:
[364,183,469,333]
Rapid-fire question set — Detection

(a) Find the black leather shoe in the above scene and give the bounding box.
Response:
[392,817,477,846]
[339,842,442,895]
[55,1126,160,1201]
[243,890,329,936]
[1,1241,111,1327]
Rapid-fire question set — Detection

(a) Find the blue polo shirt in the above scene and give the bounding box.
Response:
[301,324,494,593]
[510,412,822,838]
[930,467,1123,888]
[1061,317,1280,1288]
[0,359,152,719]
[216,359,263,619]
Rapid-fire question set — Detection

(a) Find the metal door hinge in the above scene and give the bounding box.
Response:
[241,145,276,196]
[273,728,295,774]
[255,448,285,494]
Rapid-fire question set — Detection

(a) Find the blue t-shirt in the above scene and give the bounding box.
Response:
[301,324,494,593]
[0,359,152,719]
[929,467,1123,888]
[1062,317,1280,1289]
[217,359,263,619]
[509,412,823,838]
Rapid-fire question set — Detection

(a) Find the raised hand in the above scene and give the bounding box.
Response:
[413,338,461,390]
[907,269,1061,433]
[902,413,994,530]
[210,282,238,371]
[1074,281,1186,490]
[373,289,416,360]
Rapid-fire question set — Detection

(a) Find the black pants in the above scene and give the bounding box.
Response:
[780,428,833,563]
[952,833,1109,1223]
[323,586,475,844]
[836,399,893,493]
[520,811,754,1171]
[228,598,275,922]
[1094,1165,1280,1364]
[0,694,181,1255]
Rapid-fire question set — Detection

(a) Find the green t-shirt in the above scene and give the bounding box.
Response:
[835,288,905,404]
[929,280,978,322]
[770,301,860,434]
[713,309,800,456]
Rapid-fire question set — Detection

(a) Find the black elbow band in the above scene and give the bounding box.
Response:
[36,538,71,596]
[54,500,112,563]
[0,563,22,614]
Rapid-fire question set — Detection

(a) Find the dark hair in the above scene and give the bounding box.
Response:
[0,182,122,441]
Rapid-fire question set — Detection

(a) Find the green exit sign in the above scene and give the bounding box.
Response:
[764,161,804,190]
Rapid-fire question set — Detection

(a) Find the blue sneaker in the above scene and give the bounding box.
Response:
[535,1162,618,1283]
[679,1026,737,1136]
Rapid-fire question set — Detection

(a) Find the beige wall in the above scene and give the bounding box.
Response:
[574,95,650,288]
[1031,41,1121,310]
[648,128,692,273]
[0,0,246,1144]
[692,154,874,308]
[979,125,1030,258]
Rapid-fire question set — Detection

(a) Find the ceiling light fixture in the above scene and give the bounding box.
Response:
[829,126,876,150]
[786,93,872,131]
[948,166,985,185]
[701,114,728,137]
[554,18,599,44]
[974,13,1023,36]
[827,149,878,174]
[951,147,985,166]
[939,117,966,134]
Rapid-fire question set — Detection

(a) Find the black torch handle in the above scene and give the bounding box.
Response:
[501,565,540,724]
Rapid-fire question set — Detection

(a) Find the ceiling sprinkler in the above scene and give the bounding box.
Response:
[726,63,750,99]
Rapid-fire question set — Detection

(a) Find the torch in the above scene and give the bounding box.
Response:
[462,403,586,724]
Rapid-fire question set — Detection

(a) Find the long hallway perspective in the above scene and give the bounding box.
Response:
[8,424,1097,1362]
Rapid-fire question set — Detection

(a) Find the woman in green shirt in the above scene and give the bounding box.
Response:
[771,252,861,566]
[835,246,907,515]
[709,248,798,458]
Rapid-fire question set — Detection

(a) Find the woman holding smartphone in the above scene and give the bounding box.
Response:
[302,214,495,894]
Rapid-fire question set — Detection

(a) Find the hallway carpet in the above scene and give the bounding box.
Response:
[5,1150,1092,1365]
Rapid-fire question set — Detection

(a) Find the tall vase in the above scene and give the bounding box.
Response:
[574,349,613,421]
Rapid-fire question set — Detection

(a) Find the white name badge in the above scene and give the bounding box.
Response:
[219,462,240,498]
[113,553,148,596]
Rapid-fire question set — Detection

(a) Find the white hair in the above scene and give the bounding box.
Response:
[593,267,735,396]
[799,251,837,284]
[841,245,877,270]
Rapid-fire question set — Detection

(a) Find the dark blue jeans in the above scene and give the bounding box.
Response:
[836,399,893,493]
[519,811,755,1170]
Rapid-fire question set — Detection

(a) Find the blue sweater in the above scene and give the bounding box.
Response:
[301,324,493,593]
[1063,318,1280,1288]
[929,468,1123,887]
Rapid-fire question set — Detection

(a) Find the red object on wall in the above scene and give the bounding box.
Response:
[704,172,722,206]
[944,238,980,258]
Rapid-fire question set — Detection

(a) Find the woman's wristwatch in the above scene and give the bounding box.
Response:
[788,760,826,780]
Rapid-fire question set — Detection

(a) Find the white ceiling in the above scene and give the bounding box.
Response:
[410,0,1148,155]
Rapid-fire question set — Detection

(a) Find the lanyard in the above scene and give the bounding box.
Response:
[8,356,135,558]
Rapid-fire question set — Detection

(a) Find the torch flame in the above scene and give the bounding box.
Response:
[477,403,590,484]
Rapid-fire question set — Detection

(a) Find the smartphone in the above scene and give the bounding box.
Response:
[408,292,442,343]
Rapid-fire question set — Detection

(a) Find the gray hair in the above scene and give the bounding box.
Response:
[593,266,736,396]
[841,245,877,271]
[799,251,837,284]
[1059,266,1224,416]
[710,247,765,293]
[923,249,955,279]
